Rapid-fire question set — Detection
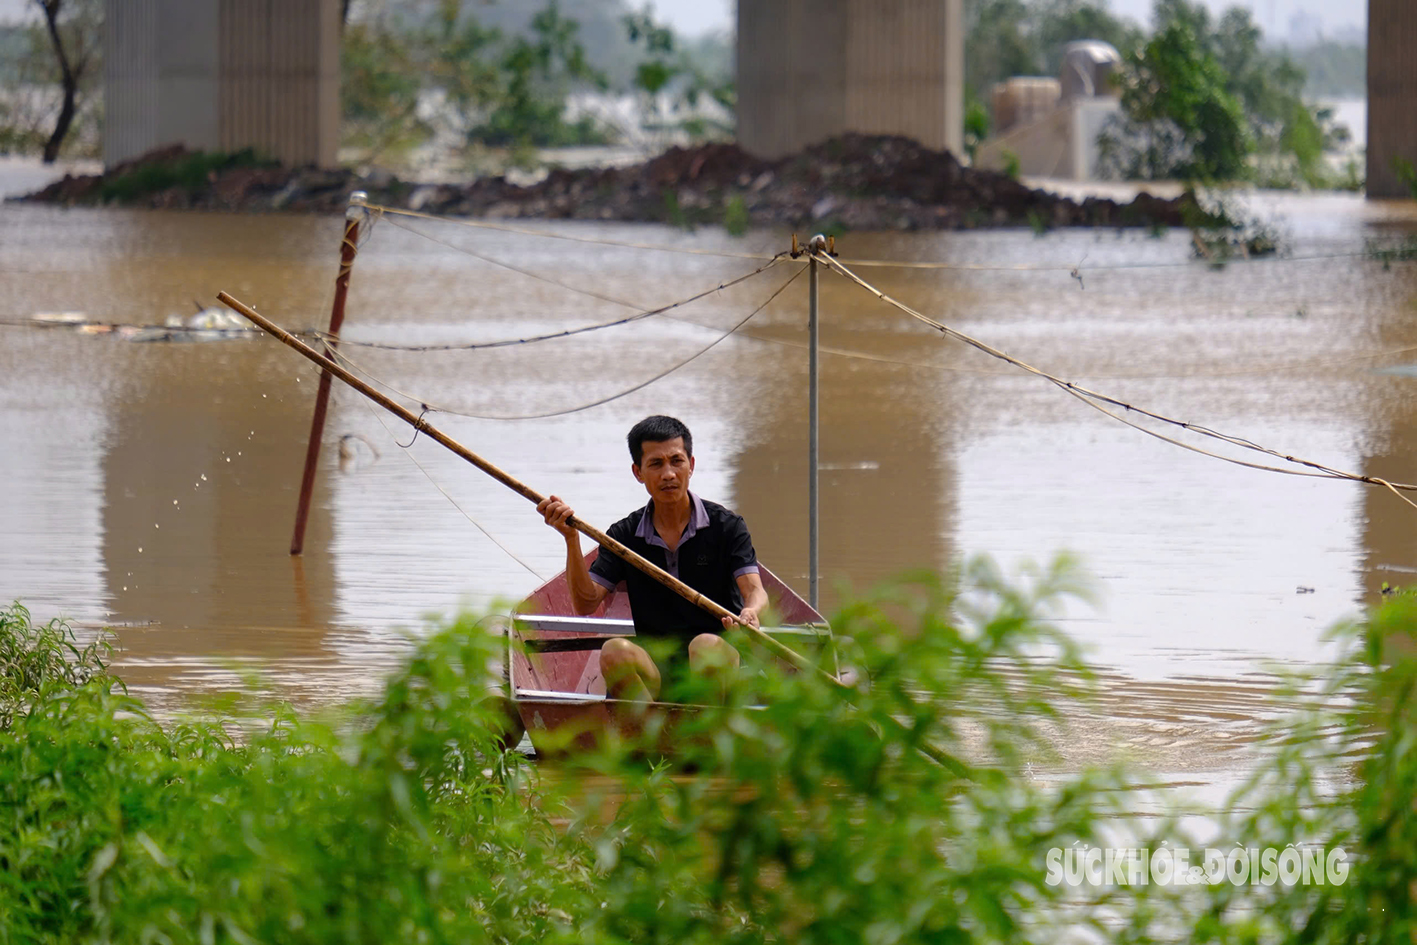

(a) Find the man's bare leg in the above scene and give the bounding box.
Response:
[600,637,662,707]
[688,633,740,701]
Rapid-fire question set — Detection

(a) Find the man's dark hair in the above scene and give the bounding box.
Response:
[628,415,692,465]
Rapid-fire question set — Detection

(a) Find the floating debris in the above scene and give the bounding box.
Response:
[16,307,256,342]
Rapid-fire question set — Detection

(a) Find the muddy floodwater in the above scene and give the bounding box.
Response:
[5,177,1417,788]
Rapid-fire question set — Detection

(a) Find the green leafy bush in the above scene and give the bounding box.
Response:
[4,560,1417,943]
[0,601,113,729]
[573,557,1123,945]
[96,149,275,204]
[0,605,582,943]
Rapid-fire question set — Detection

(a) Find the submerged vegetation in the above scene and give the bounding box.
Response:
[2,559,1416,942]
[94,147,279,204]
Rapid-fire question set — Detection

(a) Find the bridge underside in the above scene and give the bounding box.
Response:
[104,0,339,170]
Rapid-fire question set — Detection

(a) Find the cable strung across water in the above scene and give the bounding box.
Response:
[815,251,1417,510]
[377,213,658,313]
[362,199,1410,275]
[364,202,778,261]
[836,248,1386,272]
[325,265,804,422]
[315,254,787,352]
[351,394,547,581]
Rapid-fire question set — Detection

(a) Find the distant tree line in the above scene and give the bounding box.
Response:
[1288,39,1366,99]
[341,0,732,167]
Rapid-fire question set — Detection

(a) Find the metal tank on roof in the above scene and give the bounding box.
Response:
[1059,41,1122,101]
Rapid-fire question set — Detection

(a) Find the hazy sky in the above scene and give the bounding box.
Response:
[0,0,1367,39]
[647,0,1366,39]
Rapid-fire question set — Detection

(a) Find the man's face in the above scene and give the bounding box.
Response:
[633,437,694,504]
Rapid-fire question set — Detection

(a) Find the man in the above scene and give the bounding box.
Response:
[536,415,768,702]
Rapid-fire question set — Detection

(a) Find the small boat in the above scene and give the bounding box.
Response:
[508,550,829,757]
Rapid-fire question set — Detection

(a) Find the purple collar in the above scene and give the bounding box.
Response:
[636,492,709,550]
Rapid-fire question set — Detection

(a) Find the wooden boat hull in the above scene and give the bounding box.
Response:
[510,550,826,758]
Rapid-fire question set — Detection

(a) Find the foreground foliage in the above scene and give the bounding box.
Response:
[1,559,1416,942]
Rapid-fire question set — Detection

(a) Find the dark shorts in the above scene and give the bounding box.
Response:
[656,645,691,691]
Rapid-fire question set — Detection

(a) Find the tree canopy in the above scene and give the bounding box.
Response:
[1095,0,1353,184]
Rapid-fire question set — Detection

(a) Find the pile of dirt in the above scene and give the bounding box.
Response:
[18,135,1200,230]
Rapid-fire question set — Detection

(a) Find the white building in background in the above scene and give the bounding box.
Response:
[975,41,1122,181]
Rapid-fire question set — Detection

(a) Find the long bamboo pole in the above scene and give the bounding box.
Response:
[217,290,841,685]
[220,291,975,777]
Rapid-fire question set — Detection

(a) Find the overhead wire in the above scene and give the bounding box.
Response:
[364,199,1409,276]
[324,264,804,421]
[316,254,787,352]
[363,201,1409,275]
[352,202,1417,382]
[815,251,1417,502]
[309,209,551,582]
[377,212,646,311]
[351,392,549,581]
[835,247,1381,272]
[364,202,777,261]
[733,326,1417,379]
[275,201,1417,560]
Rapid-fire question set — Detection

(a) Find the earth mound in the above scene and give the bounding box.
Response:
[20,135,1197,231]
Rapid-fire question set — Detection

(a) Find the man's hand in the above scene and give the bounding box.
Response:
[537,495,578,540]
[722,605,761,630]
[726,572,768,631]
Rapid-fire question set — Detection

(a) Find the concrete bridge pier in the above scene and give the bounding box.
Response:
[1368,0,1417,198]
[104,0,340,170]
[736,0,965,160]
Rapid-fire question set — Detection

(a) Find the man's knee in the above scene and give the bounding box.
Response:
[600,637,655,681]
[601,636,639,669]
[599,637,659,700]
[688,633,739,670]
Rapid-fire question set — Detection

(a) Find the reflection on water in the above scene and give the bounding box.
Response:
[3,190,1417,777]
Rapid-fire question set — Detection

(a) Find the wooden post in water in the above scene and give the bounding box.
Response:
[290,191,368,555]
[792,233,830,609]
[808,245,820,609]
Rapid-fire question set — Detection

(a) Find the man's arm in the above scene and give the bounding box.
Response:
[537,496,608,616]
[723,571,768,630]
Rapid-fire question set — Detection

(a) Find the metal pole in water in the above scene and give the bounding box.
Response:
[290,190,367,555]
[808,236,822,609]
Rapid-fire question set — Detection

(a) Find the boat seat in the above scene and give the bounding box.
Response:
[523,636,623,653]
[513,614,832,646]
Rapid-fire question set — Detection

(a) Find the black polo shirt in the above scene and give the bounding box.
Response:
[588,492,758,644]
